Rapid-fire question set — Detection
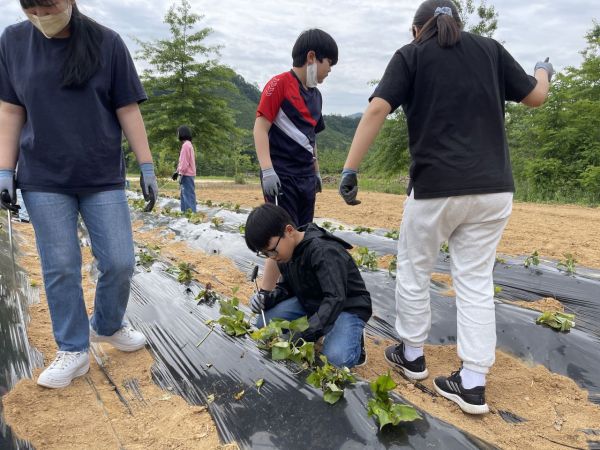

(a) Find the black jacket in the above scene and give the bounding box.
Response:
[264,223,372,342]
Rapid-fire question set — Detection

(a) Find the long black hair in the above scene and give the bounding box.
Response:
[412,0,462,48]
[20,0,103,87]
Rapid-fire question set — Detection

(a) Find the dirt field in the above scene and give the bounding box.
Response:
[3,184,600,449]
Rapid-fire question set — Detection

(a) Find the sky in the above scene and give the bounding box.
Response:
[0,0,597,115]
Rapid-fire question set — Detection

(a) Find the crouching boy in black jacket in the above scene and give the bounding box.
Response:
[245,203,372,368]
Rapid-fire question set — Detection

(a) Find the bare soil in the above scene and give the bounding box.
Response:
[4,184,600,449]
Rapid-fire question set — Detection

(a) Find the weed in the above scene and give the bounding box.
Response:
[524,250,540,268]
[353,246,378,270]
[306,355,357,404]
[557,253,577,275]
[367,372,421,429]
[353,226,373,234]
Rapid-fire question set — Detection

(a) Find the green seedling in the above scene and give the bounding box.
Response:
[166,262,196,285]
[250,316,315,368]
[353,226,373,234]
[440,242,450,254]
[238,224,246,235]
[211,217,224,229]
[128,198,146,211]
[495,256,507,264]
[524,250,540,268]
[494,285,503,295]
[215,295,252,337]
[367,372,421,429]
[163,206,172,215]
[234,204,241,213]
[184,209,206,224]
[353,246,378,271]
[195,283,218,304]
[234,390,245,400]
[255,378,265,394]
[384,230,399,240]
[557,254,577,275]
[322,221,334,231]
[306,355,357,405]
[388,255,397,278]
[205,199,213,207]
[30,280,39,288]
[137,249,157,268]
[338,225,345,231]
[536,311,575,332]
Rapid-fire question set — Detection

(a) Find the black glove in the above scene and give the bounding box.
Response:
[0,170,19,213]
[171,171,179,181]
[339,169,361,205]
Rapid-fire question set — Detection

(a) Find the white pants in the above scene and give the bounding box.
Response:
[395,192,513,374]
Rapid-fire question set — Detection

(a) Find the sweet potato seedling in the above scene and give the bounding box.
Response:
[306,355,357,405]
[367,372,421,429]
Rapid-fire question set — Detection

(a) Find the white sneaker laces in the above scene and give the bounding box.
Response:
[49,351,83,370]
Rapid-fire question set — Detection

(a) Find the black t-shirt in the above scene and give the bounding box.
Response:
[0,21,147,193]
[371,31,536,199]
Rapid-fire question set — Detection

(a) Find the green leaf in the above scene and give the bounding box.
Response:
[288,316,309,333]
[323,389,344,404]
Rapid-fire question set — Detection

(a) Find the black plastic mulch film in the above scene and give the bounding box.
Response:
[2,199,600,449]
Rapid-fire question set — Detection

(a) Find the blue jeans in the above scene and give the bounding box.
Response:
[180,176,197,212]
[256,297,365,368]
[22,190,135,352]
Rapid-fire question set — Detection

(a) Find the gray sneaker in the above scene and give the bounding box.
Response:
[90,325,146,352]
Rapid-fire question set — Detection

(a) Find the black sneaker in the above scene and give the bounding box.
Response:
[355,331,367,367]
[433,370,489,414]
[384,343,428,380]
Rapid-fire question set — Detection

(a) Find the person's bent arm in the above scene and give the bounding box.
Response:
[0,101,26,169]
[343,97,391,170]
[254,116,273,170]
[116,102,153,164]
[521,69,550,108]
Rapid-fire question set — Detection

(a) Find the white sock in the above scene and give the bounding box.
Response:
[403,344,424,362]
[460,368,486,389]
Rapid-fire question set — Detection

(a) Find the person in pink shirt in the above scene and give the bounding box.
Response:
[172,125,197,212]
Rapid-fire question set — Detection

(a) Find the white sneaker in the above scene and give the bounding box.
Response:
[37,351,90,389]
[90,325,146,352]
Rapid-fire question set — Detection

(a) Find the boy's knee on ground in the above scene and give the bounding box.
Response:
[323,346,359,369]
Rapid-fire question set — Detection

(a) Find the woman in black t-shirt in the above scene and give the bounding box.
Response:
[0,0,159,389]
[339,0,553,414]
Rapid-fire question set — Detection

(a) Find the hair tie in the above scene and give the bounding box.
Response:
[434,6,453,18]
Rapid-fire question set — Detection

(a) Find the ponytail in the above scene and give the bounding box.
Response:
[412,0,462,48]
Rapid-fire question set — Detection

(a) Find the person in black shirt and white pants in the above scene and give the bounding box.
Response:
[339,0,552,414]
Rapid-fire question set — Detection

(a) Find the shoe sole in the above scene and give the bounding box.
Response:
[433,382,489,414]
[37,361,90,389]
[384,353,429,380]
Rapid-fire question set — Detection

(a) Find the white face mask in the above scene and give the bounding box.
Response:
[306,62,318,88]
[26,3,72,39]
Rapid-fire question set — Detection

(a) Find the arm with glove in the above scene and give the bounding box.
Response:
[339,97,391,205]
[254,116,281,198]
[116,103,158,211]
[521,57,553,107]
[0,101,25,211]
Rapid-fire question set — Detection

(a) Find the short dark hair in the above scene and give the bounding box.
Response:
[292,29,338,68]
[177,125,192,142]
[20,1,104,87]
[245,204,296,253]
[412,0,462,48]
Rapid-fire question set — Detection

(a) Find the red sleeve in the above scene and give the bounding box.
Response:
[256,74,286,123]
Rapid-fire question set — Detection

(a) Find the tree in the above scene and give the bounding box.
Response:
[363,0,499,178]
[507,22,600,204]
[134,0,240,176]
